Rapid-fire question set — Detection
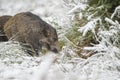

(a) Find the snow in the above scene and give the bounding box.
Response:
[111,6,120,19]
[0,0,120,80]
[78,18,100,36]
[105,17,116,25]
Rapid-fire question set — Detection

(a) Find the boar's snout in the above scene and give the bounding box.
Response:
[50,44,59,53]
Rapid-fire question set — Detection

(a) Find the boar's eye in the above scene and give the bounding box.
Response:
[53,38,57,41]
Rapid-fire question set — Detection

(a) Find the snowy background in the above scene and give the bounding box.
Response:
[0,0,120,80]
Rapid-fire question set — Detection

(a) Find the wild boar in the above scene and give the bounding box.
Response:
[4,12,59,56]
[0,15,12,41]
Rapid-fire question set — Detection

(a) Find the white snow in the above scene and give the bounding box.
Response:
[111,5,120,19]
[0,0,120,80]
[78,18,100,36]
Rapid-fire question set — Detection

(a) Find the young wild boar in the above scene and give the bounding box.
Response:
[4,12,59,56]
[0,15,12,41]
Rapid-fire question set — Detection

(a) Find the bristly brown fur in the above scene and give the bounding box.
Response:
[0,15,12,41]
[4,12,59,56]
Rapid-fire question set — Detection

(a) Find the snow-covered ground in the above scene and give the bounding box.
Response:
[0,0,120,80]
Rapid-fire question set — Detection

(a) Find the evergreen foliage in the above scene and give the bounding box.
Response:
[88,0,120,17]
